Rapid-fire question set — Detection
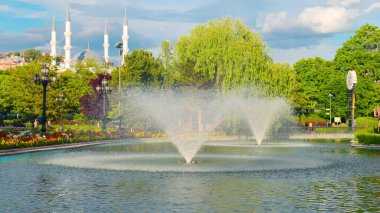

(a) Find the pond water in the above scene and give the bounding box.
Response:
[0,140,379,212]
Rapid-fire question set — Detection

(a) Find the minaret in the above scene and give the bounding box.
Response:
[50,16,57,66]
[122,8,129,65]
[103,20,110,63]
[64,4,72,69]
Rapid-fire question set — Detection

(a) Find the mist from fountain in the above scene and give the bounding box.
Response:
[131,89,288,163]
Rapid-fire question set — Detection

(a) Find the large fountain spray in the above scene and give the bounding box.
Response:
[133,89,288,163]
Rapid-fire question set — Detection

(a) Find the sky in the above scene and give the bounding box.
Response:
[0,0,380,64]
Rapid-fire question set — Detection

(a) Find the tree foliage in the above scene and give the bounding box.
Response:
[0,62,44,119]
[293,57,346,119]
[334,24,380,116]
[111,49,165,88]
[293,24,380,120]
[79,73,112,120]
[23,48,44,61]
[0,62,95,122]
[175,17,272,92]
[159,40,174,71]
[173,17,295,98]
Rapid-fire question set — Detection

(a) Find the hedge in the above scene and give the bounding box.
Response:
[355,128,380,145]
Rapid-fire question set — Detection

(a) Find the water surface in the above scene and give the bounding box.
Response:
[0,140,379,212]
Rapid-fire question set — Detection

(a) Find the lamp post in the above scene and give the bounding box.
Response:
[34,65,56,134]
[346,70,357,130]
[56,92,66,132]
[96,77,112,132]
[328,94,333,126]
[115,41,123,132]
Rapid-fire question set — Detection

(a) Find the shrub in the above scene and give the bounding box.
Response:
[300,114,326,126]
[25,122,33,128]
[356,117,378,128]
[355,128,380,145]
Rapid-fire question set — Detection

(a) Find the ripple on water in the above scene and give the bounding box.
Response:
[43,151,331,173]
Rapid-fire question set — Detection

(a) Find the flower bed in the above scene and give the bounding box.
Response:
[130,130,167,138]
[0,130,124,150]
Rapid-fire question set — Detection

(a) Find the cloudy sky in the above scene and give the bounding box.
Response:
[0,0,379,64]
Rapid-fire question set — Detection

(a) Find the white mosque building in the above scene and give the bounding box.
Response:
[50,4,129,71]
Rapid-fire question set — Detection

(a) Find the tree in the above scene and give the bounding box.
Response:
[80,73,112,121]
[49,68,95,121]
[111,49,165,88]
[0,60,98,123]
[174,17,273,92]
[266,62,296,99]
[293,57,344,119]
[159,40,174,71]
[334,24,380,117]
[23,48,43,62]
[1,62,44,120]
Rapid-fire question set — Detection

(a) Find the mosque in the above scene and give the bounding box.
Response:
[50,5,129,71]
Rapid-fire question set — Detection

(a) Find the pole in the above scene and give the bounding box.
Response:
[102,89,106,132]
[41,82,47,134]
[59,105,63,132]
[118,48,123,133]
[118,66,122,132]
[352,85,356,129]
[329,96,332,125]
[328,94,333,126]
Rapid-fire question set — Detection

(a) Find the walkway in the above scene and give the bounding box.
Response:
[0,140,114,157]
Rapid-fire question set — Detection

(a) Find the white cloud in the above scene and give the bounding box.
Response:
[327,0,362,7]
[298,6,358,34]
[260,6,359,34]
[0,4,11,11]
[262,11,291,33]
[363,2,380,14]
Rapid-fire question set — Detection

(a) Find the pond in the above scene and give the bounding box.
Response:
[0,140,379,212]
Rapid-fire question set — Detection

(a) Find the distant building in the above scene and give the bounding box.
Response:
[52,3,129,71]
[73,44,104,64]
[0,55,24,70]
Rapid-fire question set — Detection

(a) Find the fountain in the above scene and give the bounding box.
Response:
[133,89,288,163]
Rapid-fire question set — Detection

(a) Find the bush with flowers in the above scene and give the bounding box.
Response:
[0,130,124,150]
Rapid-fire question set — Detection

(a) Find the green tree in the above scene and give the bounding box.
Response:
[49,68,95,121]
[0,72,14,118]
[266,62,296,99]
[293,57,342,119]
[334,24,380,117]
[0,62,96,123]
[174,17,272,92]
[0,62,47,121]
[111,49,165,88]
[23,48,44,62]
[159,40,174,71]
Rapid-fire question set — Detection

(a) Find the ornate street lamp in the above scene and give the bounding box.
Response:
[56,92,67,132]
[346,70,357,130]
[96,77,112,132]
[115,41,123,132]
[34,65,56,134]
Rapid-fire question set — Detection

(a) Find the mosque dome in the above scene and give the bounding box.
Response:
[73,44,104,64]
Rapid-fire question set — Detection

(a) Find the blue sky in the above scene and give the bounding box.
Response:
[0,0,380,64]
